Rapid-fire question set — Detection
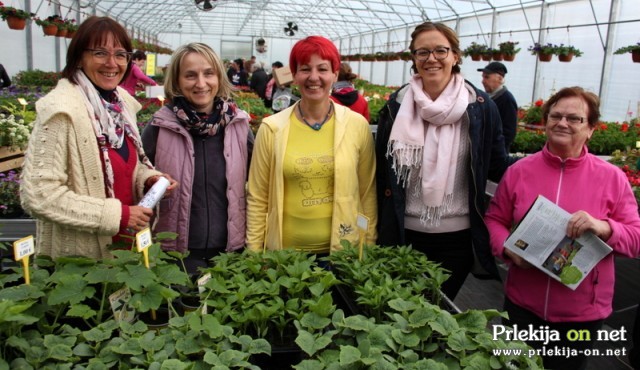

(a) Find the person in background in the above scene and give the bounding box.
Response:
[375,22,512,300]
[477,61,517,153]
[20,16,177,259]
[0,63,11,88]
[244,55,256,75]
[250,62,269,103]
[247,35,377,255]
[120,50,157,96]
[485,86,640,370]
[330,62,370,121]
[142,43,253,274]
[264,61,283,108]
[227,58,248,87]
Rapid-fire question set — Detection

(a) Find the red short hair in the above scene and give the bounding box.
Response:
[289,36,340,74]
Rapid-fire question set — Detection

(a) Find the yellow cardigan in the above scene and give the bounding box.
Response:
[246,101,377,253]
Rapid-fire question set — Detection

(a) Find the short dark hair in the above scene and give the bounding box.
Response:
[61,16,133,84]
[272,61,283,68]
[542,86,600,127]
[132,50,147,61]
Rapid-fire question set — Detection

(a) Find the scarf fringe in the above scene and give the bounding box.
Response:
[419,193,454,226]
[386,140,423,188]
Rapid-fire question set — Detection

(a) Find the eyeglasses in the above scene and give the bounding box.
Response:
[412,47,450,61]
[547,113,585,125]
[86,49,132,66]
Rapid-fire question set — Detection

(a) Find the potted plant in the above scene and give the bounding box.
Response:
[499,41,521,61]
[398,50,412,61]
[0,2,33,30]
[463,42,488,61]
[34,15,62,36]
[614,43,640,63]
[528,42,557,62]
[555,44,583,62]
[62,19,77,38]
[490,47,504,61]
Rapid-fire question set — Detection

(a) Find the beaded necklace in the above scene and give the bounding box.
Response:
[297,103,333,131]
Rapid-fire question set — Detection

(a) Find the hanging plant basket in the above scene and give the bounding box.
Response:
[481,54,492,61]
[470,54,481,61]
[56,28,68,37]
[503,54,516,62]
[42,24,58,36]
[632,50,640,63]
[537,53,553,62]
[492,52,504,61]
[66,30,75,39]
[558,53,574,62]
[6,15,27,30]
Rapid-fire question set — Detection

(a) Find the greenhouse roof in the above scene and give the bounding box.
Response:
[88,0,544,39]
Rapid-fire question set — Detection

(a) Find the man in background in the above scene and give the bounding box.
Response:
[477,62,518,153]
[0,64,11,89]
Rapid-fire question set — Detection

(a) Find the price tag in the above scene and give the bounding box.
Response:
[17,98,28,106]
[109,287,135,323]
[13,235,35,261]
[197,273,212,315]
[136,228,152,252]
[356,214,369,261]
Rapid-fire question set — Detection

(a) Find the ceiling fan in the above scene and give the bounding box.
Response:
[195,0,216,11]
[284,21,298,37]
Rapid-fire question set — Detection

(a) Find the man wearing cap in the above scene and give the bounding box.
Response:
[478,62,518,153]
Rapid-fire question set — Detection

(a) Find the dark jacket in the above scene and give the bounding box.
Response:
[492,86,518,152]
[375,80,514,279]
[0,64,10,88]
[250,68,269,100]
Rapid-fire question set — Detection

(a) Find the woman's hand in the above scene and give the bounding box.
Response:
[145,174,179,198]
[567,210,612,240]
[128,205,153,231]
[503,248,534,269]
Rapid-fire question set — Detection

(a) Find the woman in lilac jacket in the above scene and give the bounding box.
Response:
[485,86,640,370]
[142,43,253,274]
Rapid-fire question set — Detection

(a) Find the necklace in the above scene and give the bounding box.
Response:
[298,103,333,131]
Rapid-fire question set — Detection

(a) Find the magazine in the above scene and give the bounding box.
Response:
[503,195,613,290]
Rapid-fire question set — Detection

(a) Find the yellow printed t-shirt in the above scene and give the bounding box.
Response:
[282,113,335,253]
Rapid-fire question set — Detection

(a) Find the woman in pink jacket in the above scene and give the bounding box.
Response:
[485,86,640,370]
[120,50,157,96]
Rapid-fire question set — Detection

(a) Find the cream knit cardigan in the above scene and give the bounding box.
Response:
[20,79,161,259]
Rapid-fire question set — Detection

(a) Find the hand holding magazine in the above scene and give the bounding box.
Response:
[503,195,612,290]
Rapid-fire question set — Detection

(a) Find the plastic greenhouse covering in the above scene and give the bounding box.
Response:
[1,0,639,121]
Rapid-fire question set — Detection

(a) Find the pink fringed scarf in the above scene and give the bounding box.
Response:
[386,74,469,225]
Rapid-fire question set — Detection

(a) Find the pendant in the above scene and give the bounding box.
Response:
[309,123,322,131]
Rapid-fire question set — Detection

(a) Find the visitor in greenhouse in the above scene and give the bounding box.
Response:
[226,58,248,87]
[246,35,377,255]
[249,62,269,103]
[375,22,513,300]
[329,62,370,121]
[119,50,157,96]
[141,42,253,274]
[20,16,178,259]
[0,63,10,88]
[485,86,640,370]
[477,61,517,153]
[264,60,283,108]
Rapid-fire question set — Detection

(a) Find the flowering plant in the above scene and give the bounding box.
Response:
[555,44,583,57]
[462,42,488,57]
[528,43,557,55]
[0,1,33,20]
[34,14,63,27]
[518,99,545,125]
[0,170,22,216]
[498,41,521,56]
[0,111,33,150]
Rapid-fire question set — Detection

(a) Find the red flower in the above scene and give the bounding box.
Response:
[534,99,544,107]
[622,123,629,132]
[599,123,608,130]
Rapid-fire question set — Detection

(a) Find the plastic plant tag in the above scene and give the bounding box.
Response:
[109,287,135,323]
[357,214,369,261]
[197,273,212,315]
[13,236,34,285]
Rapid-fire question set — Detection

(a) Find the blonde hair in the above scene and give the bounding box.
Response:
[163,42,234,102]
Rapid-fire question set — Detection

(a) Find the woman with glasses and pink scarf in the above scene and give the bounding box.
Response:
[375,22,513,300]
